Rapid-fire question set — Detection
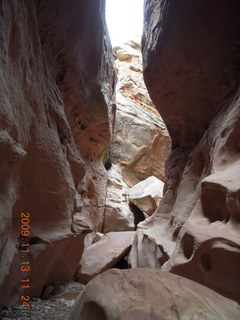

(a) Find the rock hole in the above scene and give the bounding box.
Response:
[104,158,112,170]
[80,124,86,130]
[29,237,43,245]
[202,182,230,223]
[199,253,212,272]
[81,301,107,320]
[56,71,65,84]
[182,233,194,260]
[104,149,112,170]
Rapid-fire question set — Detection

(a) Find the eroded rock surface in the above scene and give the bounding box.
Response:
[70,269,240,320]
[112,39,170,186]
[0,0,114,306]
[131,0,240,304]
[104,39,170,232]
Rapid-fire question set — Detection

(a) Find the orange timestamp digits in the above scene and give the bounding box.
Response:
[19,212,31,307]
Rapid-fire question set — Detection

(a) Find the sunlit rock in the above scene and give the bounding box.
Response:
[103,164,134,233]
[129,176,164,216]
[104,39,170,232]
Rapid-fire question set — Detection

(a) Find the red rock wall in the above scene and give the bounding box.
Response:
[134,0,240,303]
[0,0,114,306]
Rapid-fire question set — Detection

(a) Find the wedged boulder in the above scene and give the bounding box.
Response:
[70,268,240,320]
[103,205,135,233]
[75,232,135,284]
[129,176,164,215]
[103,164,134,233]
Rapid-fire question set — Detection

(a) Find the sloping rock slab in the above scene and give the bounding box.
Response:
[70,268,240,320]
[75,232,135,284]
[129,176,164,215]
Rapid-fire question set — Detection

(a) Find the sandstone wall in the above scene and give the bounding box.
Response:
[103,39,170,233]
[0,0,114,306]
[130,0,240,303]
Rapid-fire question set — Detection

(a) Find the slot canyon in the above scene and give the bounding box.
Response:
[1,0,240,319]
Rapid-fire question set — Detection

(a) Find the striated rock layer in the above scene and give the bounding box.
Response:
[0,0,114,306]
[130,0,240,304]
[70,268,240,320]
[112,39,170,186]
[104,39,170,233]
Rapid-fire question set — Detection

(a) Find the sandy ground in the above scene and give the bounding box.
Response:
[0,281,85,320]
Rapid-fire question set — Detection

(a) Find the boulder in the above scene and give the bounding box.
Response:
[75,232,135,284]
[129,176,164,215]
[103,164,134,233]
[70,268,240,320]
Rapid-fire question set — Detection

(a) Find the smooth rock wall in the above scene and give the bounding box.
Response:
[0,0,114,306]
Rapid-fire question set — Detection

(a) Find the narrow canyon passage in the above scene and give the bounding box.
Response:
[1,0,240,319]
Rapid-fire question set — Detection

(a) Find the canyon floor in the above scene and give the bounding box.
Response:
[0,281,85,320]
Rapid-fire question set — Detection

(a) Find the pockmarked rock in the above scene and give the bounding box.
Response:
[70,268,240,320]
[130,0,240,304]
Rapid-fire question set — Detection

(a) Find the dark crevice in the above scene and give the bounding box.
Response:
[182,233,195,260]
[129,202,146,229]
[113,254,129,269]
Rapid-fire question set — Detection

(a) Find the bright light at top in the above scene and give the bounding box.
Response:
[105,0,144,47]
